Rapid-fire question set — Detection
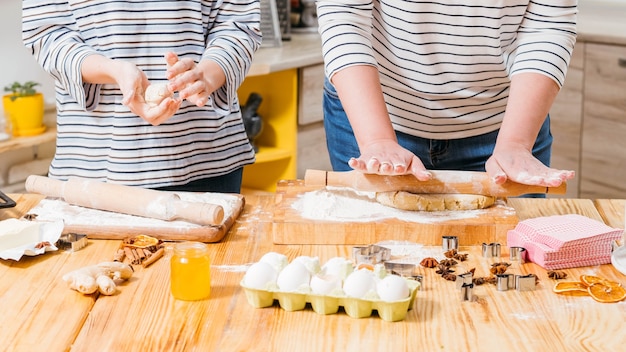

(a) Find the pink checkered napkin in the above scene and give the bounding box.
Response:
[507,215,622,270]
[538,255,613,270]
[510,214,622,250]
[508,231,614,269]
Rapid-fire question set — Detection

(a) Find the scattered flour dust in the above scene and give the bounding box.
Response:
[291,187,505,223]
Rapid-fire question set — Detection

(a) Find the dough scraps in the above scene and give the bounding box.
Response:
[375,192,496,211]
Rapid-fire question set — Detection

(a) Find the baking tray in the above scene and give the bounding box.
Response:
[0,190,16,209]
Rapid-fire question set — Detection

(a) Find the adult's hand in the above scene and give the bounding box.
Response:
[485,142,575,187]
[81,55,181,125]
[114,60,180,125]
[165,52,225,107]
[348,139,433,181]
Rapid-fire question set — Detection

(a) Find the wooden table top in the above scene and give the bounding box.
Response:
[1,194,625,352]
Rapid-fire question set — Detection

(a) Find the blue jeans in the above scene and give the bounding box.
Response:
[323,78,552,198]
[155,167,244,193]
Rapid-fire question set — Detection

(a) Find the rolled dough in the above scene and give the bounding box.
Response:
[375,191,496,211]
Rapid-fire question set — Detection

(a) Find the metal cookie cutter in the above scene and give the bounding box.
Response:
[496,273,515,291]
[482,242,501,258]
[352,244,391,265]
[515,274,536,291]
[460,283,474,301]
[383,262,423,283]
[509,247,527,263]
[442,236,459,251]
[456,271,474,290]
[56,233,88,252]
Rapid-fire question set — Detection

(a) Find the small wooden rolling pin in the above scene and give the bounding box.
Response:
[25,175,224,226]
[304,169,567,197]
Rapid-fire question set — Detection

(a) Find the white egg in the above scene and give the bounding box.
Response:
[321,257,353,280]
[376,275,410,302]
[243,261,278,290]
[277,261,311,292]
[259,252,288,273]
[292,256,321,275]
[343,269,376,298]
[310,274,342,295]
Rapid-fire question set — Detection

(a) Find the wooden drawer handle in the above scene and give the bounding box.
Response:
[619,58,626,68]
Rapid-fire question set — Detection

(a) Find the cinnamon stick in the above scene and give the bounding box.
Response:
[142,248,165,268]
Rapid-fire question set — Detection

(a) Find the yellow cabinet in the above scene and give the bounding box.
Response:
[239,69,298,191]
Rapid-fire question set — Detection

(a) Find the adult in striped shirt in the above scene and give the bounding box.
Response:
[22,0,261,193]
[317,0,577,194]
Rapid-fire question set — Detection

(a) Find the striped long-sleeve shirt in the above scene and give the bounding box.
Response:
[317,0,577,139]
[22,0,261,188]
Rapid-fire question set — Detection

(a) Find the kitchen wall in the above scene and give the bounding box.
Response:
[0,1,55,192]
[0,1,55,105]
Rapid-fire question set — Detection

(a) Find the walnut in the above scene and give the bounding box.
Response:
[420,257,439,268]
[547,270,568,280]
[490,262,511,275]
[439,258,458,267]
[436,264,454,276]
[444,249,457,258]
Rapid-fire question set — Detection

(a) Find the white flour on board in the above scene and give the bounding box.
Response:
[27,192,242,228]
[291,187,513,223]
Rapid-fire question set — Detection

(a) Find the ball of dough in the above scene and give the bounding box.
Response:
[375,192,496,211]
[144,83,173,107]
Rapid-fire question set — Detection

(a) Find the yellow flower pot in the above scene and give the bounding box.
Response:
[2,93,46,137]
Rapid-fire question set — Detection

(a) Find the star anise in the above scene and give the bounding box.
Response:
[34,241,51,249]
[472,277,488,285]
[420,257,439,268]
[439,258,458,267]
[474,276,497,285]
[444,249,457,258]
[490,262,511,275]
[442,273,457,281]
[435,264,454,276]
[547,270,567,280]
[453,253,469,262]
[461,268,476,276]
[23,213,38,221]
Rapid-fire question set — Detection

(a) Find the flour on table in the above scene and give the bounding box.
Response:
[291,187,508,223]
[28,192,242,228]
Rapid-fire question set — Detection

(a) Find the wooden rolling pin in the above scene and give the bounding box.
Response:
[25,175,224,226]
[304,169,567,197]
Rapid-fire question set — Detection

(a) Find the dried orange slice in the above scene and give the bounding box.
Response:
[587,283,626,303]
[580,275,621,288]
[553,281,590,295]
[125,234,159,248]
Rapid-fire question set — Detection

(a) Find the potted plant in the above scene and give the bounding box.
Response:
[3,81,46,136]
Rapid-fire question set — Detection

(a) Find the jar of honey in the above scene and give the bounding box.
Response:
[170,241,211,300]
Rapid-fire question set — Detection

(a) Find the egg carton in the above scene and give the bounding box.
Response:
[240,279,420,322]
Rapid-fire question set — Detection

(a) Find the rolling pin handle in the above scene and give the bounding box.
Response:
[171,201,224,226]
[25,175,66,199]
[304,169,329,187]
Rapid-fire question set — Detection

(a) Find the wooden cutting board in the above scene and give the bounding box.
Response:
[272,180,519,245]
[20,193,245,243]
